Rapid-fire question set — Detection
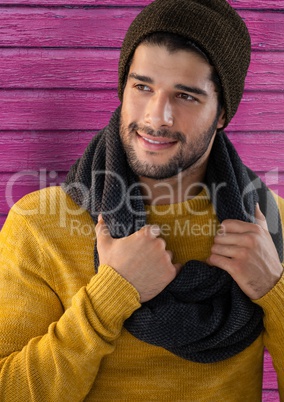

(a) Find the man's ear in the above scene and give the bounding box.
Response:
[217,108,226,129]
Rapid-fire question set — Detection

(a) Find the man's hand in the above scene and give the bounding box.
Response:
[207,204,283,300]
[95,216,181,303]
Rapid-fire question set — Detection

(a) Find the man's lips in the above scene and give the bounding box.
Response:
[136,132,177,151]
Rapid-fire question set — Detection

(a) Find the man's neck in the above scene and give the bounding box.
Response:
[139,164,207,206]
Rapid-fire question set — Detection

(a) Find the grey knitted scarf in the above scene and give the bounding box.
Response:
[63,106,283,363]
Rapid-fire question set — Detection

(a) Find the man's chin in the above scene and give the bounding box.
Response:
[129,162,182,181]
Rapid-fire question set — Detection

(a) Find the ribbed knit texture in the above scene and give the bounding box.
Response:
[0,186,284,400]
[63,107,283,363]
[118,0,251,127]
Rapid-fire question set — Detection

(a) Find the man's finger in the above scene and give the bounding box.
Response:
[174,263,183,275]
[140,224,161,238]
[149,225,161,238]
[255,203,268,231]
[95,216,112,243]
[166,250,173,261]
[221,205,268,234]
[221,219,256,234]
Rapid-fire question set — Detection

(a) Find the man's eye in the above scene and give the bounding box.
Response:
[177,93,196,101]
[135,84,151,91]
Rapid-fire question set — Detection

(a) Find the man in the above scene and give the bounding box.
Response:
[0,0,283,400]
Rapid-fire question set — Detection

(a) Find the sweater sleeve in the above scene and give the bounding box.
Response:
[0,207,141,401]
[253,193,284,397]
[253,271,284,396]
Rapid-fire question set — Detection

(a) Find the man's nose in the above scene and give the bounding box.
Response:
[144,93,174,130]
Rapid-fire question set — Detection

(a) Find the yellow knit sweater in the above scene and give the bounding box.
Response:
[0,186,284,401]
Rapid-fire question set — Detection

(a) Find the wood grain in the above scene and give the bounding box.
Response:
[0,49,119,89]
[263,350,279,390]
[247,52,284,90]
[227,132,284,172]
[1,0,284,10]
[0,131,94,172]
[262,390,280,402]
[230,0,284,8]
[0,9,284,50]
[0,89,119,130]
[0,172,65,215]
[0,215,7,228]
[1,49,284,91]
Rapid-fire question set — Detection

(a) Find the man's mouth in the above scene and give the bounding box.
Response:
[137,132,177,150]
[143,137,174,145]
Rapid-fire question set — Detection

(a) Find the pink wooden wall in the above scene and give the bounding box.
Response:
[0,0,283,399]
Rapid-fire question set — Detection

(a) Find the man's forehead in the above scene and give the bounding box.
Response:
[128,43,213,89]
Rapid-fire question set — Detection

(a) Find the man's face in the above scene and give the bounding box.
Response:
[120,43,225,180]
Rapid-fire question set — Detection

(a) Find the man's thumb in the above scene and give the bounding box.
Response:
[95,214,112,243]
[255,203,268,231]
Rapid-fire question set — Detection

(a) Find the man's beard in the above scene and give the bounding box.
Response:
[119,115,219,180]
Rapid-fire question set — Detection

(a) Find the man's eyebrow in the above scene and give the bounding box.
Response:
[128,73,154,84]
[128,73,208,97]
[175,84,208,97]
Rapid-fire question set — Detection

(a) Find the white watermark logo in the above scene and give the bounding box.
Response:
[3,168,282,235]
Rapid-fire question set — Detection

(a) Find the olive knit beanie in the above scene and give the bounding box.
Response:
[118,0,251,127]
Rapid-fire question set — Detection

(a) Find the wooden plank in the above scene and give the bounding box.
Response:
[246,52,284,90]
[243,11,284,51]
[262,390,280,402]
[0,90,284,131]
[231,92,284,132]
[0,215,7,228]
[256,174,284,200]
[1,49,284,91]
[1,1,284,10]
[0,131,284,173]
[227,132,284,173]
[0,172,66,215]
[0,49,119,89]
[0,8,137,48]
[0,89,119,130]
[0,9,284,51]
[229,0,284,9]
[0,0,151,5]
[263,350,278,391]
[0,131,94,171]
